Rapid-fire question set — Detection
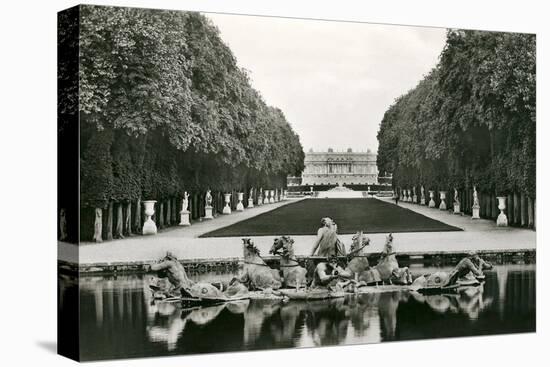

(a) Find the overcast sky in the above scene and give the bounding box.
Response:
[206,13,447,153]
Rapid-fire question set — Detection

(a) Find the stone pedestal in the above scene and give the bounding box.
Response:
[420,191,425,205]
[284,189,288,200]
[223,193,232,214]
[439,191,447,210]
[248,197,254,208]
[236,192,244,211]
[496,196,508,226]
[263,190,269,205]
[453,202,461,214]
[407,190,412,202]
[472,205,480,219]
[204,206,214,220]
[142,200,157,235]
[269,190,275,203]
[413,194,418,203]
[179,210,190,226]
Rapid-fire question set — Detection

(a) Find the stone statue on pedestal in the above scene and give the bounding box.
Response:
[179,191,191,226]
[204,189,213,220]
[472,186,480,219]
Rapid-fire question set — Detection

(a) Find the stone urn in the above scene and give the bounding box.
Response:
[236,192,244,211]
[407,189,412,202]
[428,191,435,208]
[269,190,275,204]
[142,200,157,235]
[439,191,447,210]
[496,196,508,226]
[263,190,269,205]
[223,193,232,214]
[179,194,190,226]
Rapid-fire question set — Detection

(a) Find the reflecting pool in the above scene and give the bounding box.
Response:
[59,264,535,361]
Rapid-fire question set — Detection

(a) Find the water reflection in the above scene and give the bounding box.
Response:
[64,264,535,360]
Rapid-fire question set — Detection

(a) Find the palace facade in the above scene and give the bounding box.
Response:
[300,148,378,186]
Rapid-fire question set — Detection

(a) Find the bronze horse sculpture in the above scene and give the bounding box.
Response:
[269,236,308,290]
[233,238,282,291]
[374,233,413,285]
[345,231,382,285]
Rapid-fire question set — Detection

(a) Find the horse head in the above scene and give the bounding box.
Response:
[242,238,261,260]
[269,236,295,258]
[382,233,394,255]
[350,231,370,255]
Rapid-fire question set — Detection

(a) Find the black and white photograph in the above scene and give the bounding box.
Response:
[55,3,538,362]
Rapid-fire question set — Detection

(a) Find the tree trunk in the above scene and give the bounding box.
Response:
[134,198,141,234]
[114,203,124,239]
[527,196,534,228]
[520,193,527,227]
[159,202,164,228]
[490,195,497,219]
[103,202,113,241]
[514,191,521,226]
[172,197,177,224]
[166,199,171,226]
[93,208,102,243]
[507,194,513,225]
[124,202,132,236]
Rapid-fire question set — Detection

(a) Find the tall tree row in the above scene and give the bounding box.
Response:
[70,6,304,241]
[377,30,535,226]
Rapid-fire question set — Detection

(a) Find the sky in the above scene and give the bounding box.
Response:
[206,13,447,153]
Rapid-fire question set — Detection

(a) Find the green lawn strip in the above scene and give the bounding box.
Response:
[200,198,461,237]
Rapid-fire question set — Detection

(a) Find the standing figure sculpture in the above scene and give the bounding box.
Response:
[453,188,461,214]
[310,217,346,257]
[472,186,480,219]
[205,190,212,206]
[204,189,214,220]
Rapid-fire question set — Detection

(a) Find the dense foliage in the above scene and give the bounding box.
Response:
[377,30,535,197]
[77,6,304,209]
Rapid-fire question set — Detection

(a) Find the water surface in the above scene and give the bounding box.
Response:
[59,264,535,360]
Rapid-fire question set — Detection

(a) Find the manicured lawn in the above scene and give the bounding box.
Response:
[201,198,461,237]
